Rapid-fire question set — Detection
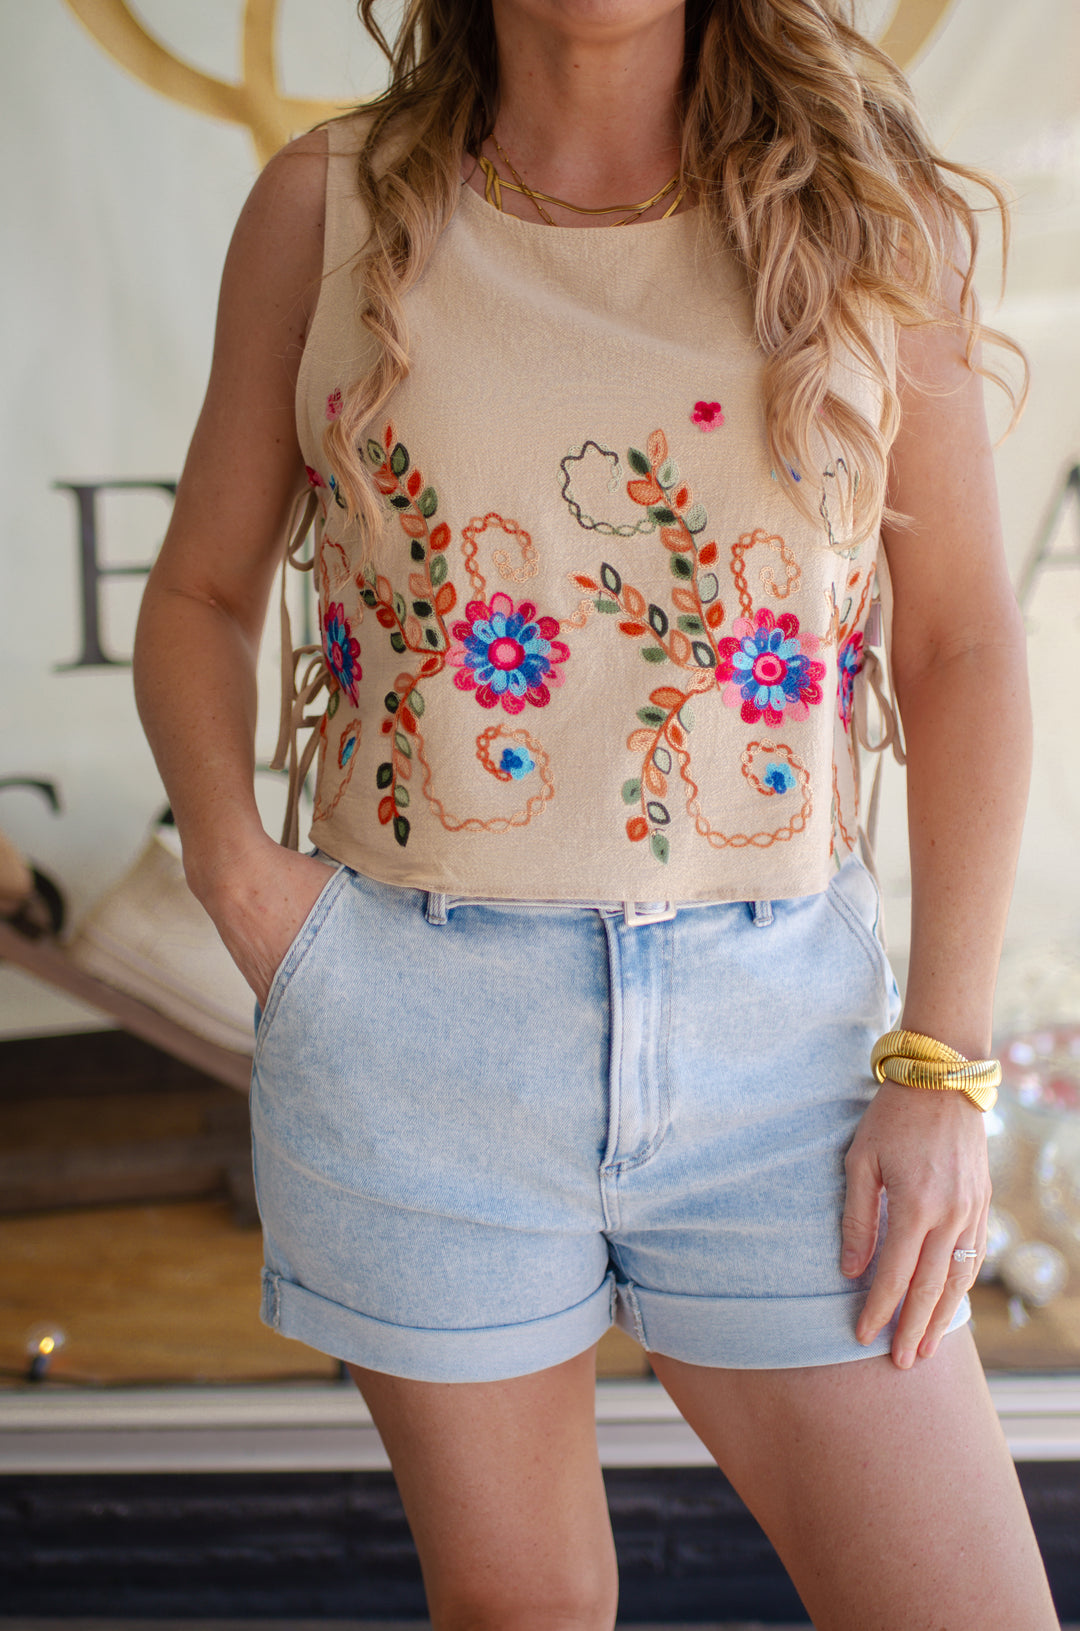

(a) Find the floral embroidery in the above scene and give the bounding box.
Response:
[715,609,825,727]
[764,761,796,794]
[448,592,569,714]
[499,746,535,780]
[837,630,864,729]
[326,388,342,420]
[305,464,325,489]
[322,602,362,706]
[692,400,725,430]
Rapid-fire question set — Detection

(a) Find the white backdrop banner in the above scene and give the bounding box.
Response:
[1,0,1077,1036]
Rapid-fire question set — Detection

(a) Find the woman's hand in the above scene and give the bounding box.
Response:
[841,1082,991,1369]
[195,837,339,1010]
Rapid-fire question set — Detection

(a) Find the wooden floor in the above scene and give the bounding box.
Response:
[1,1030,1077,1387]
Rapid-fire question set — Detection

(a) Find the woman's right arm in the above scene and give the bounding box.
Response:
[133,129,338,1006]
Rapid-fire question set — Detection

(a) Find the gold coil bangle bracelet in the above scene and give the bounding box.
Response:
[870,1029,1001,1113]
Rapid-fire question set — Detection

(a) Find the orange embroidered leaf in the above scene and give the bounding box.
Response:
[407,573,428,598]
[394,672,415,693]
[381,717,394,734]
[407,469,422,498]
[404,616,423,648]
[376,575,393,601]
[435,583,457,615]
[706,602,725,629]
[622,585,646,618]
[378,795,395,824]
[430,522,451,552]
[669,631,692,666]
[420,655,442,676]
[626,728,655,752]
[649,687,685,710]
[685,668,716,694]
[383,423,394,450]
[374,470,398,495]
[618,621,647,637]
[628,478,663,506]
[572,573,599,591]
[376,607,397,629]
[849,570,860,586]
[392,751,412,779]
[674,486,690,509]
[647,429,668,466]
[660,526,688,552]
[668,723,685,749]
[626,816,649,843]
[644,762,667,797]
[698,541,719,567]
[399,512,427,538]
[399,707,417,734]
[671,587,698,614]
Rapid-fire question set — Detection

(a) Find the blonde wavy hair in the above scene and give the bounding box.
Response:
[325,0,1024,548]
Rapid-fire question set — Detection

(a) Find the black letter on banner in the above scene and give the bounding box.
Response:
[53,480,177,669]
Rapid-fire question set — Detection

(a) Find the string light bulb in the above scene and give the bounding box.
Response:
[25,1324,66,1382]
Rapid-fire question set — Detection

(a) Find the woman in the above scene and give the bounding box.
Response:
[133,1,1058,1625]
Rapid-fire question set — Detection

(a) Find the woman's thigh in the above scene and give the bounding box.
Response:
[651,1327,1057,1631]
[350,1346,618,1631]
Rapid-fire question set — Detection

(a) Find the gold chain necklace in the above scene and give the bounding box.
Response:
[477,136,685,227]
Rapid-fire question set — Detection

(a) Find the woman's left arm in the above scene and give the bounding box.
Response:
[840,290,1032,1368]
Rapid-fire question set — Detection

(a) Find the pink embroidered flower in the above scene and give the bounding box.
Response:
[692,400,725,430]
[305,464,325,489]
[715,609,824,727]
[325,388,343,420]
[322,602,362,706]
[448,592,569,714]
[837,631,864,729]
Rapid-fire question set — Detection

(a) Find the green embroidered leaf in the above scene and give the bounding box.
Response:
[646,800,671,826]
[653,745,672,775]
[677,614,705,636]
[641,646,668,664]
[595,598,620,614]
[697,571,719,604]
[684,503,708,533]
[409,688,425,717]
[412,599,433,618]
[417,486,438,518]
[376,762,393,789]
[657,458,679,489]
[621,778,642,805]
[390,631,406,653]
[410,540,426,563]
[627,447,651,476]
[424,628,439,647]
[394,731,412,757]
[649,505,677,526]
[333,486,348,510]
[393,592,407,622]
[394,784,410,809]
[636,706,666,727]
[384,691,399,714]
[692,641,715,668]
[841,595,853,624]
[429,554,448,588]
[650,831,670,864]
[390,442,409,476]
[389,493,410,510]
[393,814,411,848]
[670,555,693,580]
[361,586,377,607]
[366,439,384,466]
[327,690,340,718]
[648,603,669,637]
[600,562,622,595]
[678,704,695,732]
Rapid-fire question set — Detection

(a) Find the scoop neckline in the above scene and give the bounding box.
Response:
[457,176,699,237]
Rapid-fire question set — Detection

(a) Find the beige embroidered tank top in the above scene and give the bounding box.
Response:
[288,115,896,903]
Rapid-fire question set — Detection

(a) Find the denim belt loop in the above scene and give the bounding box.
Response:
[425,892,450,925]
[751,899,774,928]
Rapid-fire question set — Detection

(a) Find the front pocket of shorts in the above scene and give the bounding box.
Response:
[253,863,349,1056]
[823,860,891,995]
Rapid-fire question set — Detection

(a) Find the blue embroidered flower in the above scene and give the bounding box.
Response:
[764,761,796,794]
[322,601,361,706]
[499,746,536,780]
[837,631,864,729]
[449,591,569,714]
[715,609,825,727]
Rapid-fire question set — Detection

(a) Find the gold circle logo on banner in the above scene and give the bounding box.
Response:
[64,0,957,168]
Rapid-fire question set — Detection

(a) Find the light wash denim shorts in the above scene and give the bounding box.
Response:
[250,854,969,1382]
